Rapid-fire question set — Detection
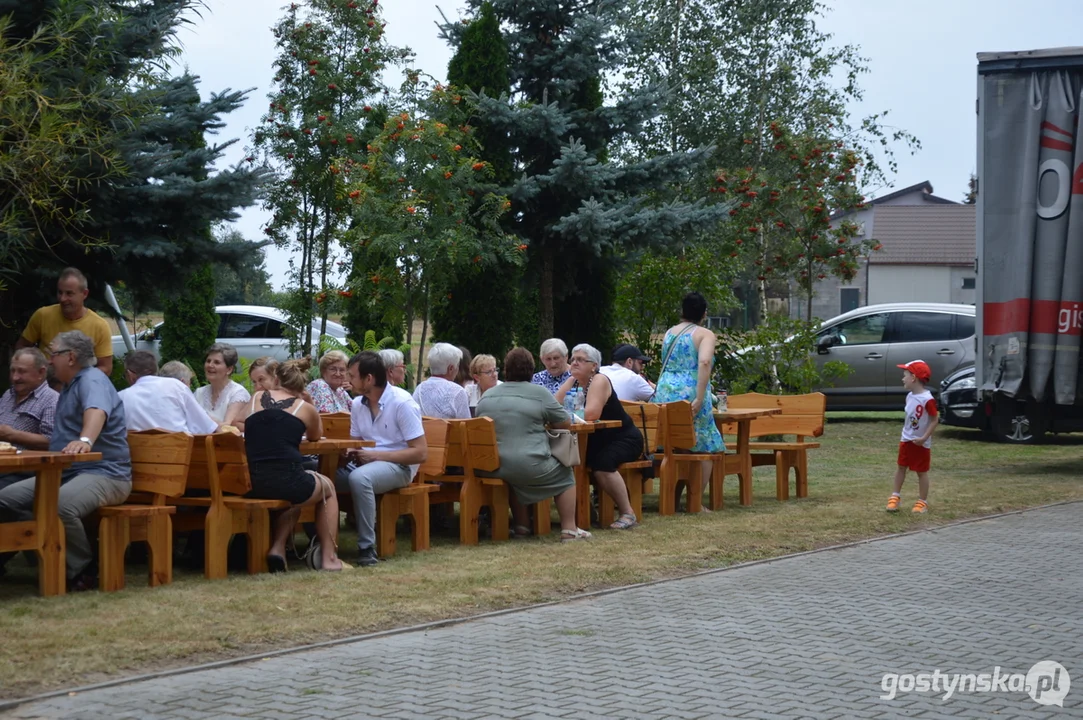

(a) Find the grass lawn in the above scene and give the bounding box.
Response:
[1,418,1081,699]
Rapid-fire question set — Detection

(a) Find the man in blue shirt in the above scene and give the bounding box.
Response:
[0,331,131,591]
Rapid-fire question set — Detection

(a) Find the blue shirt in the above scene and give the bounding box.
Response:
[531,369,571,395]
[51,367,131,482]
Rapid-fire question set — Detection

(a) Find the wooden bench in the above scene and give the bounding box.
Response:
[374,418,440,558]
[656,400,724,515]
[605,401,664,525]
[718,392,825,500]
[173,432,292,579]
[320,412,351,441]
[96,430,193,592]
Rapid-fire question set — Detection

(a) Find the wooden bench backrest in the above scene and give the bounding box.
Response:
[720,392,826,439]
[320,412,352,440]
[620,401,665,454]
[661,400,698,451]
[445,417,500,476]
[418,417,450,480]
[128,430,194,504]
[188,432,252,498]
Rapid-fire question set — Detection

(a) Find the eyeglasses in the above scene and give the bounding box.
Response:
[479,369,498,376]
[569,357,594,365]
[49,349,71,358]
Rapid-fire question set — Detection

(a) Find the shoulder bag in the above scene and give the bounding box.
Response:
[547,428,581,466]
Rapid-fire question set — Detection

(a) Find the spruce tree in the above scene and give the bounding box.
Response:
[441,0,733,347]
[431,2,518,359]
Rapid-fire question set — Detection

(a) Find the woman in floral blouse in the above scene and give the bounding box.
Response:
[306,350,352,413]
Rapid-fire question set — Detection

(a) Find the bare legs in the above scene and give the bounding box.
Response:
[554,486,578,532]
[593,470,634,518]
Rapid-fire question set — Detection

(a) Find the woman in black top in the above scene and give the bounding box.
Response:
[236,358,344,572]
[556,343,643,530]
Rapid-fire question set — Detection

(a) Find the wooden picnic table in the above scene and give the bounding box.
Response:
[713,408,782,505]
[299,437,373,479]
[568,420,623,529]
[0,451,103,596]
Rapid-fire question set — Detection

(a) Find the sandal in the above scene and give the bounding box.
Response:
[512,525,532,539]
[560,528,592,542]
[267,554,288,574]
[609,513,638,530]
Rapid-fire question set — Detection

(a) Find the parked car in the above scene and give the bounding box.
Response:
[812,302,976,410]
[938,364,980,429]
[111,305,349,363]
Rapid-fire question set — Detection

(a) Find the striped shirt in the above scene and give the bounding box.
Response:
[0,383,58,449]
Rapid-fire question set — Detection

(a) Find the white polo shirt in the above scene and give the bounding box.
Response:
[119,375,219,434]
[350,385,425,476]
[599,363,654,401]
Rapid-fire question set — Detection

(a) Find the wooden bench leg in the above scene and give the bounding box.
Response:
[738,462,752,507]
[410,496,430,552]
[99,516,129,593]
[489,484,509,542]
[147,515,173,587]
[708,457,725,511]
[204,507,231,580]
[657,458,677,516]
[376,493,398,558]
[796,450,809,498]
[626,470,644,520]
[775,450,790,501]
[459,483,482,546]
[599,486,616,527]
[685,462,704,514]
[246,510,271,574]
[531,498,551,536]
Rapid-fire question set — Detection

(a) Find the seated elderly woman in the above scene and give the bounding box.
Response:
[377,348,407,387]
[194,343,250,426]
[306,350,352,413]
[0,331,131,590]
[413,342,470,419]
[556,343,642,530]
[466,353,501,410]
[248,356,279,393]
[531,338,571,394]
[476,347,590,541]
[234,358,344,572]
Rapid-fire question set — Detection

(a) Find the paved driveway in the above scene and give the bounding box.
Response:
[5,503,1081,719]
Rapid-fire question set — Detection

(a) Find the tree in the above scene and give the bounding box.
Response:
[160,264,218,383]
[345,76,519,385]
[254,0,406,354]
[440,0,734,345]
[716,125,878,324]
[964,173,977,204]
[429,2,519,359]
[211,230,275,306]
[0,0,267,370]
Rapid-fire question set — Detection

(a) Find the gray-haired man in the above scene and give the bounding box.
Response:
[0,348,59,490]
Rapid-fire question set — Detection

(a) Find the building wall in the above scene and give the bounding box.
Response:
[868,265,953,304]
[949,266,977,305]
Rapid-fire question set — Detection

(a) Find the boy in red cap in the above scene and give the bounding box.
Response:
[887,360,938,514]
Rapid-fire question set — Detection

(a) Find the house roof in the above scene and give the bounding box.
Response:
[868,205,976,265]
[867,180,957,206]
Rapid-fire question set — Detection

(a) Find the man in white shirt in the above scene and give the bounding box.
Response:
[412,342,470,419]
[118,351,218,434]
[340,351,428,566]
[599,344,655,401]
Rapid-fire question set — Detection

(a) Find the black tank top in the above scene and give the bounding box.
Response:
[244,392,306,464]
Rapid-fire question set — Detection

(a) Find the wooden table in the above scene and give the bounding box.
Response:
[300,437,373,479]
[713,408,781,505]
[0,451,103,596]
[568,420,623,529]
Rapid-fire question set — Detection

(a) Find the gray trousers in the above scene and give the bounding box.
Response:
[0,472,131,578]
[335,462,411,551]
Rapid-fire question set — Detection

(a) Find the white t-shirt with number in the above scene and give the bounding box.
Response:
[901,390,938,448]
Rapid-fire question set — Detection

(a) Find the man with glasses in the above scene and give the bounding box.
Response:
[0,331,130,591]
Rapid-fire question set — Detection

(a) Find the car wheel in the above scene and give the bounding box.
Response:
[988,398,1045,444]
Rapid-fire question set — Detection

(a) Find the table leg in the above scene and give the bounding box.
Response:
[317,452,338,481]
[575,435,591,530]
[737,420,752,506]
[33,466,66,597]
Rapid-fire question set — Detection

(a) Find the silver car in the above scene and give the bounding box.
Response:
[111,305,349,363]
[814,302,975,410]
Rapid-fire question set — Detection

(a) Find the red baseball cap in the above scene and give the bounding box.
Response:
[897,360,931,382]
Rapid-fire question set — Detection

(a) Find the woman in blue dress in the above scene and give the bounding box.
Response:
[651,292,725,500]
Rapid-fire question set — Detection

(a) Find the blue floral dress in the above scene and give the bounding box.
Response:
[652,328,725,452]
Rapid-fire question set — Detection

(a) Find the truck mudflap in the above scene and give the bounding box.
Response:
[980,67,1083,405]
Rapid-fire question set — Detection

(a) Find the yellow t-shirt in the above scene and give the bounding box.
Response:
[21,305,113,359]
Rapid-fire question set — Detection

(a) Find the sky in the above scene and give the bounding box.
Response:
[173,0,1083,289]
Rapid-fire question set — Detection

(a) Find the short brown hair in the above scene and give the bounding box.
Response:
[275,357,312,393]
[249,355,279,377]
[503,347,535,382]
[123,350,158,378]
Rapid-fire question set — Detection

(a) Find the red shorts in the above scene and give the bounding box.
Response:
[897,442,931,473]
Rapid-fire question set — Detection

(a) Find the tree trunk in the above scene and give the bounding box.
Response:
[539,244,555,340]
[416,280,430,392]
[318,214,331,351]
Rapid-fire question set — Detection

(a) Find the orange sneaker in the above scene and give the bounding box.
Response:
[912,499,929,514]
[886,495,901,512]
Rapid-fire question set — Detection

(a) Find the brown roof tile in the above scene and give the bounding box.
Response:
[868,205,975,265]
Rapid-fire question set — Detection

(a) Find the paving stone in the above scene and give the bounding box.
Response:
[4,504,1082,719]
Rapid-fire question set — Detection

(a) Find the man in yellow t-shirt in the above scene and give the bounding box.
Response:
[16,268,114,377]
